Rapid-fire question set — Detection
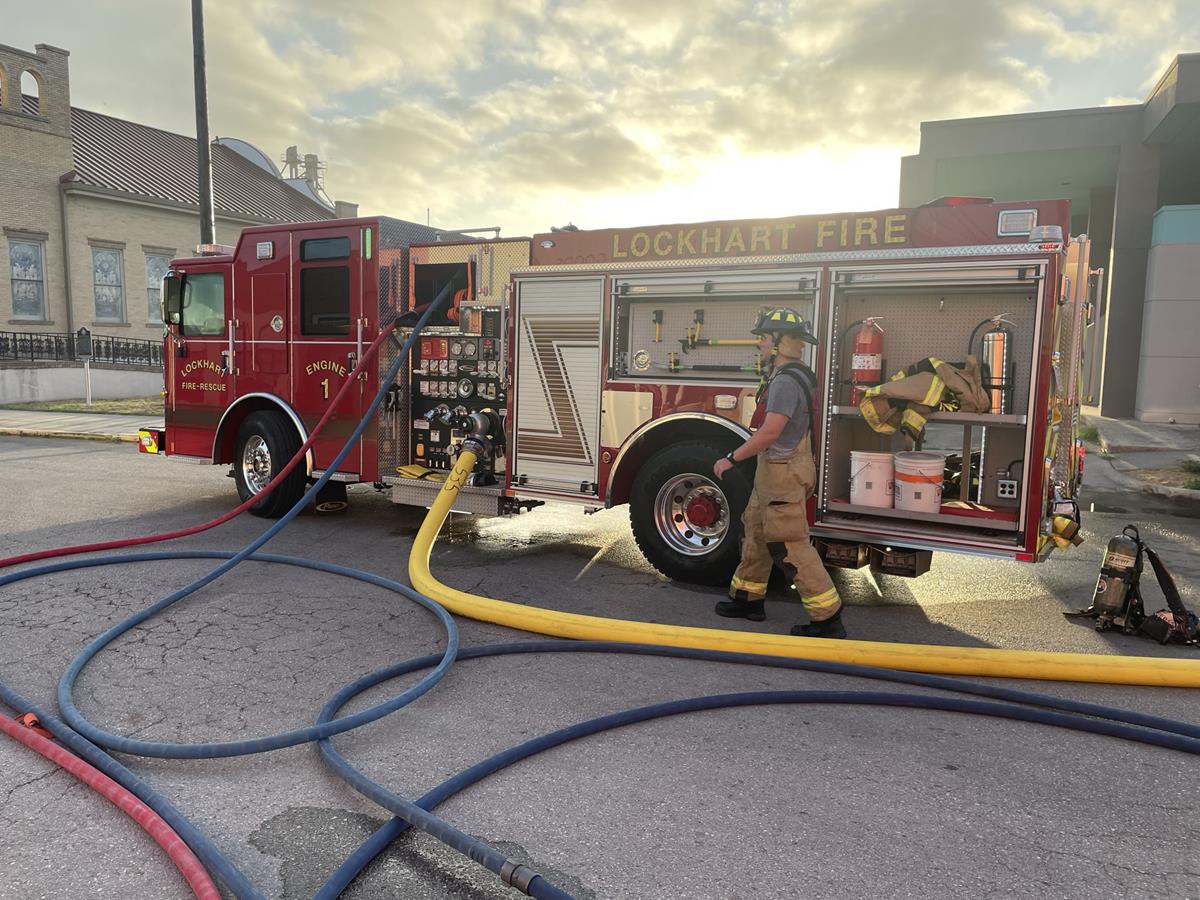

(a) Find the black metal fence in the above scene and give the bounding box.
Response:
[0,331,163,368]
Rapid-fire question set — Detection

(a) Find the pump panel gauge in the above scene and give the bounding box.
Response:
[450,340,463,356]
[462,340,477,358]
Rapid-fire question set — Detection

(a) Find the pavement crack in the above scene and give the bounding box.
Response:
[3,766,61,803]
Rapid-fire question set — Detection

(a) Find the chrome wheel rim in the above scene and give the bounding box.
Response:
[653,473,730,556]
[242,435,272,494]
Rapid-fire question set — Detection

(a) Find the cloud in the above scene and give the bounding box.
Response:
[630,2,1046,152]
[4,0,1197,233]
[1006,0,1176,62]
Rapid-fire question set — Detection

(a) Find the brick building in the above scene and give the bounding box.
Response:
[0,42,355,342]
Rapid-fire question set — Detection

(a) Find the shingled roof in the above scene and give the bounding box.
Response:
[23,94,336,223]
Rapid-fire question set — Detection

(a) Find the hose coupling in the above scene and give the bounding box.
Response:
[500,860,538,894]
[453,409,504,461]
[460,435,491,457]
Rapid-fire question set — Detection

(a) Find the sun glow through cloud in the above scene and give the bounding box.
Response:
[561,148,905,233]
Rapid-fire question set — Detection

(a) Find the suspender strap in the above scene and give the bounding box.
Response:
[772,363,815,423]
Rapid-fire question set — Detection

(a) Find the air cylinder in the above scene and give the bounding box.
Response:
[981,323,1012,414]
[1091,528,1140,618]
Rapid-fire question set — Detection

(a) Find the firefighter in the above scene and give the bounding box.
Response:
[712,307,846,638]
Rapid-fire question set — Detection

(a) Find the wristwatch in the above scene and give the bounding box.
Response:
[724,451,737,464]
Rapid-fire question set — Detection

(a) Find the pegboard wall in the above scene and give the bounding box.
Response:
[830,289,1039,414]
[621,297,816,378]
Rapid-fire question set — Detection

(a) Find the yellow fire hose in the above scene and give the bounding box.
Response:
[410,450,1200,688]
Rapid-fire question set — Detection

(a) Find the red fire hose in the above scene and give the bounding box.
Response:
[0,713,220,899]
[0,322,397,571]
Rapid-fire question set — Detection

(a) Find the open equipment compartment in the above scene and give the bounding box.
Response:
[612,268,821,384]
[380,238,531,515]
[816,259,1048,549]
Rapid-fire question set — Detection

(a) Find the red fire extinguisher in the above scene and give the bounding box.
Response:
[849,318,884,405]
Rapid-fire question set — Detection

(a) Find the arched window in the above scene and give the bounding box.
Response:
[20,68,44,115]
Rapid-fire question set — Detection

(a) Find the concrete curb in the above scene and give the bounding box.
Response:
[1097,436,1189,455]
[1093,454,1200,501]
[1096,431,1200,456]
[0,428,135,444]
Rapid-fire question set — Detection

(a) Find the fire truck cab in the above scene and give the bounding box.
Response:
[152,199,1091,585]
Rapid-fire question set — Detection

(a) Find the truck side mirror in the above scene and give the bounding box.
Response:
[162,271,182,325]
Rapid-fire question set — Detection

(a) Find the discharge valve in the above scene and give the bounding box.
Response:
[455,409,505,464]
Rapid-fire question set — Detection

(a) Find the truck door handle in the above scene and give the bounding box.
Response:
[224,320,237,375]
[356,317,366,380]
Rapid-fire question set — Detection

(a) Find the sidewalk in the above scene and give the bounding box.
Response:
[1081,406,1200,500]
[0,409,162,443]
[3,407,1198,501]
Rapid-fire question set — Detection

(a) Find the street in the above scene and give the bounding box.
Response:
[1,435,1198,899]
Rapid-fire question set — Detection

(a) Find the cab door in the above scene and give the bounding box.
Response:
[234,230,291,400]
[289,226,364,474]
[166,264,233,458]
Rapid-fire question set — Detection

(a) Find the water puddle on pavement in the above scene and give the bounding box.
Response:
[251,806,595,899]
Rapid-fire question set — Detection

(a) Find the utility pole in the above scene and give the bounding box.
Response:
[191,0,216,244]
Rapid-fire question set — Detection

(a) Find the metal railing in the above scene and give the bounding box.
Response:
[0,330,163,368]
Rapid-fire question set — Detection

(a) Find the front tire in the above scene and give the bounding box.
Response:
[629,440,752,585]
[234,411,307,518]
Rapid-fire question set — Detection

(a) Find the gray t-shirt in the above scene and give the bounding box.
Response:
[764,365,813,459]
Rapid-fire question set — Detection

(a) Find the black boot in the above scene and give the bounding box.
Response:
[790,609,846,639]
[714,598,766,622]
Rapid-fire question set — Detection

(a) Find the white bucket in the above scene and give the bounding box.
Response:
[849,450,894,508]
[894,451,946,514]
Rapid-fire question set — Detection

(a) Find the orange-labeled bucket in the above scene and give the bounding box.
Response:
[893,451,945,514]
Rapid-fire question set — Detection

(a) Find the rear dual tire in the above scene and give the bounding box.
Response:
[629,440,752,586]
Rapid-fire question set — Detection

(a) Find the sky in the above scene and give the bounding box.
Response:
[2,1,1197,236]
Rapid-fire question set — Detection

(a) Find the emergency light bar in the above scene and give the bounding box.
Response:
[195,243,235,256]
[1029,225,1064,244]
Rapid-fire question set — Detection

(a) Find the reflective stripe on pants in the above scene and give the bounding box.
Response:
[728,434,842,621]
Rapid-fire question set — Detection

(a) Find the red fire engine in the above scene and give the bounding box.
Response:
[146,199,1090,584]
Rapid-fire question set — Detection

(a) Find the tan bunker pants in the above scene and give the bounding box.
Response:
[729,435,841,622]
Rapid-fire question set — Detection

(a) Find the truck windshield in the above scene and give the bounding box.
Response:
[181,272,225,337]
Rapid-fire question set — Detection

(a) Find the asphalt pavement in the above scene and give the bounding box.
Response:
[0,431,1198,900]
